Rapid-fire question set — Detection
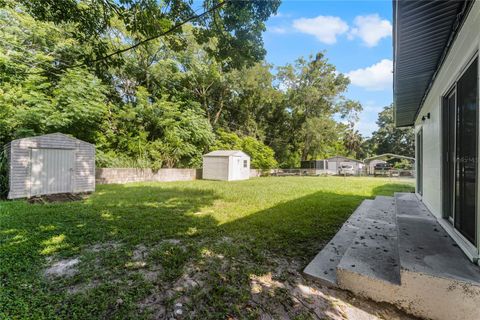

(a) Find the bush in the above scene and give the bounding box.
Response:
[0,148,8,199]
[212,130,278,169]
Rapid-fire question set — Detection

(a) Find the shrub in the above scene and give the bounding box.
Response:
[0,148,8,199]
[212,130,278,169]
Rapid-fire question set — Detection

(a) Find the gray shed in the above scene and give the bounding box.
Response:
[4,133,95,199]
[202,150,250,181]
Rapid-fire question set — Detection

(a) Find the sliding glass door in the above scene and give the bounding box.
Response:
[442,57,479,245]
[417,129,423,195]
[443,91,456,223]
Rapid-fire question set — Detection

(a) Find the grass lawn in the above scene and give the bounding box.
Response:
[0,176,414,319]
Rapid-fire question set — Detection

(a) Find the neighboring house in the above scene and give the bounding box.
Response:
[202,150,250,181]
[304,2,480,319]
[325,156,364,175]
[300,160,331,175]
[301,157,364,175]
[4,133,95,199]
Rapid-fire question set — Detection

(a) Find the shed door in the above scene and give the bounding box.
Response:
[31,149,74,196]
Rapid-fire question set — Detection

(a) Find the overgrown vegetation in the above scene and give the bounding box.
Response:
[0,1,374,170]
[0,1,413,170]
[0,149,8,199]
[0,177,414,319]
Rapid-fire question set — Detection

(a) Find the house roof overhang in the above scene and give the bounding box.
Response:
[393,0,474,127]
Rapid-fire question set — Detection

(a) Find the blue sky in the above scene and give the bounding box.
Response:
[262,0,393,137]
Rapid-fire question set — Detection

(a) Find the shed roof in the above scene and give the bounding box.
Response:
[203,150,249,157]
[9,132,94,146]
[393,0,474,127]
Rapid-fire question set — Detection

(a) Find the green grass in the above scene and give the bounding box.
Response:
[0,176,414,319]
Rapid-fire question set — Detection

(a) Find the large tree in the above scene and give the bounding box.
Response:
[11,0,281,71]
[370,104,415,157]
[0,3,372,170]
[275,53,362,163]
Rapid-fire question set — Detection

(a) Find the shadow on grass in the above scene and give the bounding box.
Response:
[220,191,366,261]
[0,180,415,319]
[0,184,220,318]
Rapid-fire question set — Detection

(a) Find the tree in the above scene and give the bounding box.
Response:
[370,104,414,157]
[342,127,364,159]
[212,130,277,169]
[0,3,374,170]
[275,53,362,162]
[13,0,281,71]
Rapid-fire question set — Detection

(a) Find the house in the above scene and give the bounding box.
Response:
[325,156,364,175]
[301,157,364,175]
[304,1,480,319]
[4,133,95,199]
[300,160,331,175]
[202,150,250,181]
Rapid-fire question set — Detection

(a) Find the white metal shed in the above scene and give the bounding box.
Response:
[4,133,95,199]
[202,150,250,181]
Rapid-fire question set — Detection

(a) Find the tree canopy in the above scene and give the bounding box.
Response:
[370,104,415,157]
[0,1,403,169]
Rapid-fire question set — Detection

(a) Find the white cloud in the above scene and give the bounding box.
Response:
[346,59,393,91]
[270,26,287,34]
[349,14,392,47]
[293,16,349,44]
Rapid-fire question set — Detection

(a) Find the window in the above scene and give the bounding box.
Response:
[243,160,248,168]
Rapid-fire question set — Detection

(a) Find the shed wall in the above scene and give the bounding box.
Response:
[229,156,250,181]
[202,156,230,181]
[7,134,95,199]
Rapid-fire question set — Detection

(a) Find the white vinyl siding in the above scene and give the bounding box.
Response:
[6,133,95,199]
[30,149,74,196]
[203,156,230,180]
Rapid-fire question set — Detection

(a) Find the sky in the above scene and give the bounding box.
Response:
[262,0,393,137]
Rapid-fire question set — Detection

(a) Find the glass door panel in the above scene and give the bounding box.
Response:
[454,58,478,244]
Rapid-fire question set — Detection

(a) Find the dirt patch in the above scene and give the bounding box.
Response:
[245,256,417,320]
[87,241,122,253]
[44,257,79,278]
[29,193,90,204]
[67,279,101,294]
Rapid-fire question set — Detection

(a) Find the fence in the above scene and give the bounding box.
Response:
[95,167,416,184]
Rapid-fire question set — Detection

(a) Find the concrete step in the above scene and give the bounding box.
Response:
[392,192,480,320]
[305,192,480,320]
[336,196,401,288]
[303,199,373,287]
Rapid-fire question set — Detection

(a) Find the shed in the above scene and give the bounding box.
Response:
[4,133,95,199]
[202,150,250,181]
